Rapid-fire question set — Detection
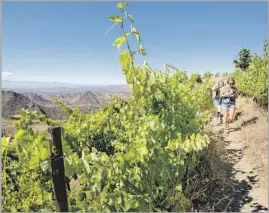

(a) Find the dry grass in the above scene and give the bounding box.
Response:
[186,130,233,212]
[186,97,268,212]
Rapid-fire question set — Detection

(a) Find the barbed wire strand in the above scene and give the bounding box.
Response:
[6,138,105,176]
[17,144,90,176]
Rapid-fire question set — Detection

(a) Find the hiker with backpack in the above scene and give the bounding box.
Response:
[220,77,238,135]
[212,80,225,124]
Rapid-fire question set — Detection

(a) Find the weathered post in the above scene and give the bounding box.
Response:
[49,126,69,212]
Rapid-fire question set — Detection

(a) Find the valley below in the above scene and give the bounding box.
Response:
[2,83,131,137]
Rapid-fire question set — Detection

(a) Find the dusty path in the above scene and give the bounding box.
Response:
[211,97,268,212]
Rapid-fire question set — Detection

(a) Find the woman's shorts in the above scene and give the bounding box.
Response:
[221,102,236,109]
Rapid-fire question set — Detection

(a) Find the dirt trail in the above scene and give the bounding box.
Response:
[212,97,268,212]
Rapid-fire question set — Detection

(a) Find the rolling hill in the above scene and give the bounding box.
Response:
[2,89,131,120]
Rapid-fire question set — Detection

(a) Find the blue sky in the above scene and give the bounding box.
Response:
[2,2,268,85]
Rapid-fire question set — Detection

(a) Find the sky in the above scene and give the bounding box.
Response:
[2,2,268,85]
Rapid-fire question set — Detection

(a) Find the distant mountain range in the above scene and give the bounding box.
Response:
[2,80,130,94]
[2,81,131,119]
[2,89,131,120]
[2,90,44,117]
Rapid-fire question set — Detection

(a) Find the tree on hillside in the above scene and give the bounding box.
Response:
[233,48,252,70]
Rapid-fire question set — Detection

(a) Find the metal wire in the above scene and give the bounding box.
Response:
[9,138,106,176]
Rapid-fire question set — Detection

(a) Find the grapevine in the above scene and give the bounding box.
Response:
[233,40,268,107]
[2,2,216,212]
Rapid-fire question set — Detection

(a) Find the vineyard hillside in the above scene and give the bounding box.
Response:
[1,2,267,212]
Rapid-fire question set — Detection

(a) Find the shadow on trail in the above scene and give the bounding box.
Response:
[212,148,252,211]
[227,149,243,164]
[251,203,268,212]
[234,111,243,121]
[210,142,263,212]
[228,127,242,133]
[198,124,267,212]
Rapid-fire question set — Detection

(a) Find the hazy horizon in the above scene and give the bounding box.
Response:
[2,79,128,86]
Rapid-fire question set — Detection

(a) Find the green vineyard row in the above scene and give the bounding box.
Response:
[2,2,267,212]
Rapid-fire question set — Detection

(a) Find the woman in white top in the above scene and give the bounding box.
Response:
[220,78,238,135]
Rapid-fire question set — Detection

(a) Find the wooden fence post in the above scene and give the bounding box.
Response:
[49,126,69,212]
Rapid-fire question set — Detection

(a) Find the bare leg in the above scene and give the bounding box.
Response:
[219,107,223,124]
[222,107,229,131]
[216,106,221,125]
[233,107,237,120]
[228,107,236,124]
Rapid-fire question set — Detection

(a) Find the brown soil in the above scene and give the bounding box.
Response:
[210,97,268,212]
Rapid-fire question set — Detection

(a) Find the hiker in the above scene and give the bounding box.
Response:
[220,77,238,135]
[212,80,225,124]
